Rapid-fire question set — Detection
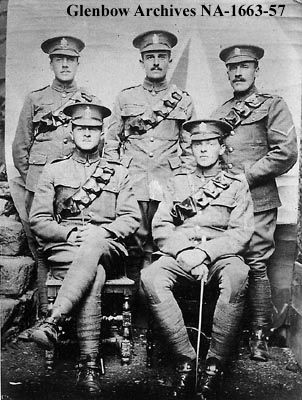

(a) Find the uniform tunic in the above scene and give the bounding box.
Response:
[141,166,254,363]
[211,86,297,213]
[12,79,94,193]
[153,167,254,261]
[104,78,195,202]
[30,148,141,253]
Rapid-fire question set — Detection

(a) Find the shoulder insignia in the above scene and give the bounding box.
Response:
[50,154,72,164]
[31,85,50,93]
[121,84,141,92]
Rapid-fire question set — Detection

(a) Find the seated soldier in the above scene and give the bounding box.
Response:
[28,102,141,394]
[141,119,254,399]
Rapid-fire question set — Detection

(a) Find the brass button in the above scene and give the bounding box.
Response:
[227,163,233,169]
[149,152,154,158]
[150,137,154,142]
[62,92,67,98]
[63,138,68,144]
[228,147,234,152]
[230,131,235,136]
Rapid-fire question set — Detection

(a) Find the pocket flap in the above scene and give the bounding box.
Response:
[28,153,47,165]
[241,109,268,125]
[211,196,236,208]
[121,104,146,117]
[168,156,181,170]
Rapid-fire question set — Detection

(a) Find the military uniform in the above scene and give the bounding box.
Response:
[211,45,297,360]
[12,80,94,194]
[141,120,254,398]
[28,103,140,394]
[12,36,96,315]
[104,30,195,260]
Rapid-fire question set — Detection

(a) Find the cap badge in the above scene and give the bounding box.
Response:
[60,38,69,49]
[199,123,208,131]
[152,34,160,44]
[234,47,241,56]
[84,106,92,119]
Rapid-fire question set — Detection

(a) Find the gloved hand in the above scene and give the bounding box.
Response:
[176,248,208,272]
[191,263,208,281]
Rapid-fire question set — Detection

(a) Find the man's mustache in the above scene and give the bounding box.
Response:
[151,67,162,71]
[233,78,245,83]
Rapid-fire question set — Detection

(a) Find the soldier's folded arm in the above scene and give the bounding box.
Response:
[196,178,254,263]
[101,166,141,238]
[244,97,297,187]
[29,165,76,242]
[103,95,124,161]
[12,94,34,183]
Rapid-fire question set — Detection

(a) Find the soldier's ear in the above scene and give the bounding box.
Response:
[219,144,226,156]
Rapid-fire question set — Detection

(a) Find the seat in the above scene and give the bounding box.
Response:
[45,271,135,371]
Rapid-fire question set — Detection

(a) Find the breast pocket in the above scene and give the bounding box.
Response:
[96,186,119,219]
[241,109,268,125]
[28,152,47,166]
[210,196,236,227]
[121,104,146,118]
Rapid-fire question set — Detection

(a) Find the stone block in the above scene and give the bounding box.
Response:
[0,216,27,255]
[1,290,38,343]
[0,256,35,296]
[0,198,7,214]
[0,181,10,199]
[289,307,302,368]
[0,298,19,330]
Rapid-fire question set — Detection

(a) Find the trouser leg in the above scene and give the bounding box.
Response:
[50,239,122,319]
[76,265,105,361]
[246,209,277,329]
[206,257,249,365]
[136,200,159,268]
[141,256,196,362]
[24,190,49,316]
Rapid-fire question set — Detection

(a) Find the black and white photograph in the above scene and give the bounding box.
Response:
[1,0,302,399]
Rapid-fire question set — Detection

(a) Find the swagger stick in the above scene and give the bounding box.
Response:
[195,277,205,391]
[195,235,207,391]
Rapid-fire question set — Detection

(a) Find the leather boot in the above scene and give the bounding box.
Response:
[199,357,223,399]
[173,359,195,398]
[76,359,102,394]
[249,327,269,362]
[29,317,59,350]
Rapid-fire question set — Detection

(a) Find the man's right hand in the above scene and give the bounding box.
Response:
[176,249,208,272]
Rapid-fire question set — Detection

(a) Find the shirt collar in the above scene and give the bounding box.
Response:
[194,163,222,179]
[143,77,168,94]
[51,78,77,93]
[72,148,100,165]
[233,84,258,101]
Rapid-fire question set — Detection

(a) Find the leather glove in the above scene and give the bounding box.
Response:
[176,248,208,272]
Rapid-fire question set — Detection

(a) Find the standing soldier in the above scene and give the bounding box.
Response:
[12,36,96,315]
[28,103,140,394]
[212,45,297,361]
[104,30,195,269]
[141,119,254,399]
